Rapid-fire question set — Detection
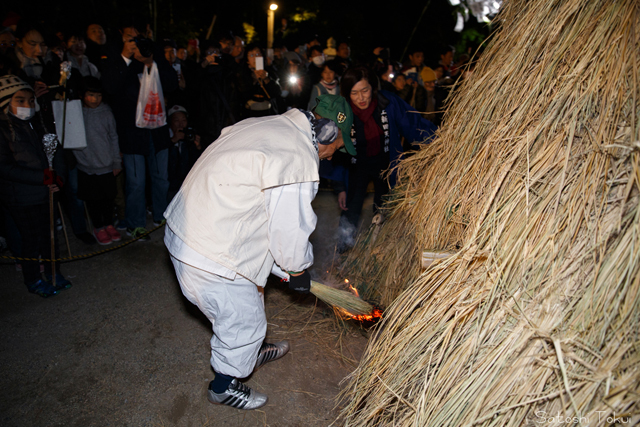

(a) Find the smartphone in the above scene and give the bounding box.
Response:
[255,57,264,71]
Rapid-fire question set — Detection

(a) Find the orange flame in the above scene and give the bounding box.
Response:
[336,307,383,323]
[348,285,359,298]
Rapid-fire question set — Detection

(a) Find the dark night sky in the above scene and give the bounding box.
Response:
[5,0,490,63]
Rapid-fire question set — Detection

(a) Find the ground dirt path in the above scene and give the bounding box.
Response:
[0,191,374,427]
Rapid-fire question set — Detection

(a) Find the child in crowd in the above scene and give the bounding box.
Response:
[0,75,70,297]
[74,76,122,245]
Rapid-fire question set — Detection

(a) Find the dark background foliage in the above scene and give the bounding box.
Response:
[4,0,491,64]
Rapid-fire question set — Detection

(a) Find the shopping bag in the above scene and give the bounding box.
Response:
[135,62,166,129]
[52,99,87,149]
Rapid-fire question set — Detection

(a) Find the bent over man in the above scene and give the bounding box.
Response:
[163,95,352,409]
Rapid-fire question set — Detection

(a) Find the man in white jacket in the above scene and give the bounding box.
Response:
[164,95,353,410]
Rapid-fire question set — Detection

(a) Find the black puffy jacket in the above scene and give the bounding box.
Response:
[0,112,66,207]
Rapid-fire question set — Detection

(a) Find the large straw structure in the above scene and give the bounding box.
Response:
[340,0,639,425]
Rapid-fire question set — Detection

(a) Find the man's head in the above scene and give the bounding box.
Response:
[187,39,199,57]
[219,34,233,54]
[313,94,355,157]
[168,105,188,134]
[337,42,350,59]
[440,45,454,66]
[163,39,177,63]
[408,49,424,68]
[86,24,106,45]
[421,67,437,91]
[120,26,139,44]
[177,47,187,61]
[231,36,244,61]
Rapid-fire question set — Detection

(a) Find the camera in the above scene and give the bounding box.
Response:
[184,127,196,143]
[134,36,154,58]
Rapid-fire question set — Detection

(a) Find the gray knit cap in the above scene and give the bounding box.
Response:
[0,75,34,109]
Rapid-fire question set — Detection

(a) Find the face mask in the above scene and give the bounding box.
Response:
[312,56,325,67]
[13,107,36,121]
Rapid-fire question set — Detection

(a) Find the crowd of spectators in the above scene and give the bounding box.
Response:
[0,12,476,296]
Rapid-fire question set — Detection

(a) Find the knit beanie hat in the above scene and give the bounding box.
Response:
[421,66,437,84]
[313,94,355,155]
[0,75,34,110]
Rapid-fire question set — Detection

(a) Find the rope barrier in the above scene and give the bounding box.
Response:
[0,224,164,264]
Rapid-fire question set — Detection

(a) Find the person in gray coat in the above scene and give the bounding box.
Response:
[73,76,122,245]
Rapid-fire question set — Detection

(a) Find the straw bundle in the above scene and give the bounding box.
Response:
[310,280,374,316]
[340,0,639,425]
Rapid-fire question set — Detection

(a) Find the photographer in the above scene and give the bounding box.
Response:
[167,105,201,202]
[101,21,178,240]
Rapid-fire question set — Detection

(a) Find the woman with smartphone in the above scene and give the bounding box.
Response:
[236,45,282,119]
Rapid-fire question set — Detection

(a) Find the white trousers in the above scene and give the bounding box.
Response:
[171,256,267,378]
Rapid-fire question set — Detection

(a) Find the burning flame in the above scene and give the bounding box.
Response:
[337,307,383,322]
[349,285,358,296]
[331,278,383,322]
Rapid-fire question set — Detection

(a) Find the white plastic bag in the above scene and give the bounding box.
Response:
[52,99,87,149]
[135,62,166,129]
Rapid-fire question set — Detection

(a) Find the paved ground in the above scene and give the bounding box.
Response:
[0,191,374,427]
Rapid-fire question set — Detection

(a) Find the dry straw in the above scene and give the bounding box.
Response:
[339,0,640,425]
[310,281,374,317]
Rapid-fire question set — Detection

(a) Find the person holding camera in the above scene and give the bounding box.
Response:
[101,21,178,240]
[167,105,201,202]
[237,45,282,119]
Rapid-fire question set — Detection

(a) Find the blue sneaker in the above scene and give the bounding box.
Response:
[27,279,58,298]
[45,273,72,291]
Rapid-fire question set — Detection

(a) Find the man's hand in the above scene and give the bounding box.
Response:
[44,168,63,187]
[338,191,347,211]
[202,54,218,67]
[194,135,201,150]
[288,270,311,294]
[122,38,136,59]
[113,169,122,176]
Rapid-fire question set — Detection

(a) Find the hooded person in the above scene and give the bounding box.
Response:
[163,94,353,410]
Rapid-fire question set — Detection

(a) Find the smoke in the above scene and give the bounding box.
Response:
[337,216,357,251]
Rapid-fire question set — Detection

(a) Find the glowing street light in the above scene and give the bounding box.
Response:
[267,3,278,49]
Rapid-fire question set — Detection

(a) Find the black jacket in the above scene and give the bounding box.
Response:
[101,46,178,155]
[0,112,66,207]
